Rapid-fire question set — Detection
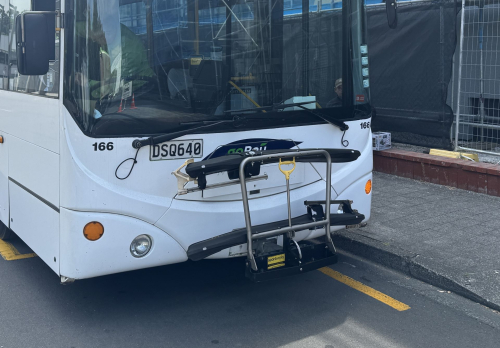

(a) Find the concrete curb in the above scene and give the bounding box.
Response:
[373,149,500,197]
[332,230,500,312]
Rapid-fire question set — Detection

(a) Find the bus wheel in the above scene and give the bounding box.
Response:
[0,223,12,241]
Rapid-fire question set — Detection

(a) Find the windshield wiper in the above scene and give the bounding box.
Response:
[224,101,315,115]
[289,105,350,147]
[294,104,349,132]
[226,101,349,132]
[132,119,235,149]
[131,100,349,149]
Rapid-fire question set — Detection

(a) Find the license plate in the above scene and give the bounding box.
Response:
[267,254,285,270]
[149,139,203,161]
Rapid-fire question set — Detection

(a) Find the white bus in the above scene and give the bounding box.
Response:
[0,0,373,282]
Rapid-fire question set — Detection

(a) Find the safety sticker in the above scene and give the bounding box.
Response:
[268,254,285,269]
[268,263,285,270]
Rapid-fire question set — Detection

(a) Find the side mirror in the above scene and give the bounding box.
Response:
[16,12,51,75]
[386,0,398,29]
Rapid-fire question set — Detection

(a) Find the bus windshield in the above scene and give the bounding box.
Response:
[64,0,370,137]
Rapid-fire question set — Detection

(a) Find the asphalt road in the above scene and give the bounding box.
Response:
[1,236,499,348]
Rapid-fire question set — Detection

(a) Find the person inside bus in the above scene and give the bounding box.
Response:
[326,78,342,108]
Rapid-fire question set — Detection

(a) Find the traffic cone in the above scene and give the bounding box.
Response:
[118,99,124,113]
[130,94,138,109]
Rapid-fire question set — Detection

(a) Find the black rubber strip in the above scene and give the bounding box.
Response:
[8,177,59,213]
[187,212,364,261]
[185,148,361,179]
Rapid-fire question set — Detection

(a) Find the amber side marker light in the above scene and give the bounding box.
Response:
[84,222,104,241]
[365,180,372,194]
[0,136,4,143]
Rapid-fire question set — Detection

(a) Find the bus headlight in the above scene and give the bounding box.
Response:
[130,235,152,258]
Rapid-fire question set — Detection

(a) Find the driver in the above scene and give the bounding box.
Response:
[326,78,342,108]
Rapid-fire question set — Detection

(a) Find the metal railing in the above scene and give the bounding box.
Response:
[454,0,500,156]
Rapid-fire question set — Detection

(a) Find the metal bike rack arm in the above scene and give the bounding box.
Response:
[239,150,333,272]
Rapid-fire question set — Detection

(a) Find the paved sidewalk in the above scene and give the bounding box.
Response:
[333,172,500,311]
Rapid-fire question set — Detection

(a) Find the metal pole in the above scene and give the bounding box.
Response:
[145,0,162,100]
[284,168,292,261]
[478,1,485,147]
[302,0,309,95]
[440,5,446,146]
[270,0,284,104]
[286,180,292,228]
[225,0,232,112]
[250,221,330,240]
[195,0,199,55]
[455,120,500,131]
[342,0,353,109]
[455,0,466,151]
[323,150,335,253]
[240,157,257,271]
[7,5,18,91]
[145,0,154,68]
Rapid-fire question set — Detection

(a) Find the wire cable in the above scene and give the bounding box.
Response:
[341,129,349,148]
[115,148,141,180]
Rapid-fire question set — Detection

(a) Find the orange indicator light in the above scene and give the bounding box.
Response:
[83,222,104,241]
[365,180,372,194]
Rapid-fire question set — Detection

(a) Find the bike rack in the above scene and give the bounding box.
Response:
[238,150,335,272]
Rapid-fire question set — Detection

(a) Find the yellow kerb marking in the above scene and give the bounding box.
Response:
[318,267,411,311]
[0,239,37,261]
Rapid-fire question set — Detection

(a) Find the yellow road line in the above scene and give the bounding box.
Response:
[318,267,411,312]
[0,239,37,261]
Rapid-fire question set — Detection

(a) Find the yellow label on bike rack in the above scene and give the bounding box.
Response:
[279,158,296,180]
[268,263,285,269]
[268,254,285,269]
